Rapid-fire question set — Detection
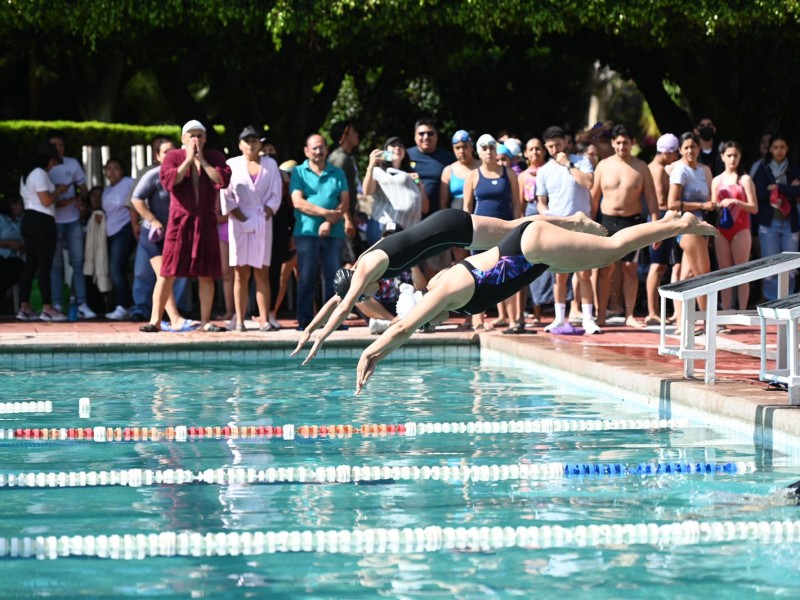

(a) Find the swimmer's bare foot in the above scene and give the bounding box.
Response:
[661,210,681,222]
[679,212,718,236]
[570,211,608,236]
[625,315,645,329]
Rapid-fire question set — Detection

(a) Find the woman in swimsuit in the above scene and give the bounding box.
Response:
[711,141,758,313]
[291,209,606,363]
[464,133,522,332]
[355,211,718,394]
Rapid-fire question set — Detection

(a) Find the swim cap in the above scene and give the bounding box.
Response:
[333,268,354,298]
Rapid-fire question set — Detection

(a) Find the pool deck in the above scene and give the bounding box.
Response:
[2,316,799,439]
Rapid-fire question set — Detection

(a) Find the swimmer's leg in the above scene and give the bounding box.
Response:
[523,211,717,272]
[469,212,607,250]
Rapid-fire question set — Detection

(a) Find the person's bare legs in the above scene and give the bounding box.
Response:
[595,264,614,326]
[149,275,176,329]
[273,253,297,316]
[646,262,668,324]
[713,235,734,310]
[233,265,251,329]
[730,231,752,310]
[218,240,234,320]
[621,261,643,327]
[149,256,182,328]
[679,234,710,320]
[253,266,270,326]
[198,277,216,328]
[568,274,582,322]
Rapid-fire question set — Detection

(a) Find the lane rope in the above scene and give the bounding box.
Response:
[0,418,693,443]
[0,461,756,489]
[3,519,799,559]
[0,402,52,415]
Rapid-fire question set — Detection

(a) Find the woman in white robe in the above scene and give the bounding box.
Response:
[222,127,282,331]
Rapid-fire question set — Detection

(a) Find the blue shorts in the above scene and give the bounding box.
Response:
[139,227,165,260]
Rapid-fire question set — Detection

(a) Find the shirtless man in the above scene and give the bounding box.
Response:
[591,124,658,328]
[645,133,681,325]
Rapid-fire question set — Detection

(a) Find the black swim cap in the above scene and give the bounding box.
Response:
[333,268,354,298]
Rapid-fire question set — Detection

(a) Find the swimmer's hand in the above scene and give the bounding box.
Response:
[302,337,324,365]
[355,353,379,395]
[290,328,312,358]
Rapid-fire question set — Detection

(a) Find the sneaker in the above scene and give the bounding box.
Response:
[544,319,565,333]
[105,305,130,321]
[15,309,38,321]
[40,310,67,322]
[77,303,97,319]
[583,319,602,335]
[52,304,63,314]
[368,318,391,335]
[267,311,282,330]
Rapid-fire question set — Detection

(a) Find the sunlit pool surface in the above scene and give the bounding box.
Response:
[1,349,800,598]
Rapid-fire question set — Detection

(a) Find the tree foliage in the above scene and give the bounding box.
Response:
[2,0,800,162]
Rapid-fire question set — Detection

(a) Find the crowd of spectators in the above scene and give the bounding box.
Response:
[2,115,797,334]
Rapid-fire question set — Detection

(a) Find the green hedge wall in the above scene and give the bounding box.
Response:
[0,121,225,197]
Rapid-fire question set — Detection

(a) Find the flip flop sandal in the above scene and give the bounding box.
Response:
[202,323,227,332]
[139,323,159,333]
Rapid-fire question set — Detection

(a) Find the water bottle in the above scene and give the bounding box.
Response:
[68,296,78,322]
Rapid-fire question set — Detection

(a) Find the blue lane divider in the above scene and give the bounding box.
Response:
[563,462,741,477]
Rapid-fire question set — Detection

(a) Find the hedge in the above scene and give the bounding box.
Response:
[0,121,225,197]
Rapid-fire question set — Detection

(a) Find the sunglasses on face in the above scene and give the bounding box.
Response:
[417,131,436,137]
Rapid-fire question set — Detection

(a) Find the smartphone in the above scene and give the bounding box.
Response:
[382,150,393,162]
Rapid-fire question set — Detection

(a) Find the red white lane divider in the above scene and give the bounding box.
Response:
[0,418,692,443]
[0,401,52,415]
[0,461,757,489]
[2,519,799,559]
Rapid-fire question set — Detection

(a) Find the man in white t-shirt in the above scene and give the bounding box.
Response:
[45,130,96,318]
[535,125,598,334]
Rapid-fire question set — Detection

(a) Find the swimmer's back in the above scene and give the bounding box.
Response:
[369,208,474,277]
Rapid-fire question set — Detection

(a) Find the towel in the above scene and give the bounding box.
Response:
[84,210,111,292]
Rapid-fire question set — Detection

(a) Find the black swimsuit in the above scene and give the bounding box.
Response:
[367,209,474,277]
[455,221,548,315]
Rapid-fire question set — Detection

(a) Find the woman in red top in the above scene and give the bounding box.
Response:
[711,141,758,313]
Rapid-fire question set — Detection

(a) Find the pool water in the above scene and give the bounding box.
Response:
[1,351,800,598]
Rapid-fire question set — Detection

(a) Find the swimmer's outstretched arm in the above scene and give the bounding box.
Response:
[355,272,472,395]
[290,295,341,357]
[302,253,388,364]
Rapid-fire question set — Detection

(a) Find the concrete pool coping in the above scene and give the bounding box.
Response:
[1,317,799,440]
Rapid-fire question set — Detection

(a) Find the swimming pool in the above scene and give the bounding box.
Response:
[1,346,800,598]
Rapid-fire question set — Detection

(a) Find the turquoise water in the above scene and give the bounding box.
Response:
[0,350,800,598]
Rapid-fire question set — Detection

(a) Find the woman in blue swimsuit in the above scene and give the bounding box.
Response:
[355,211,718,393]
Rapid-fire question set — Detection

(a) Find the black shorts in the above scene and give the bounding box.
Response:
[601,213,643,263]
[648,210,679,265]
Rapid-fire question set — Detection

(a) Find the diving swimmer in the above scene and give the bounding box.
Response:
[291,208,607,363]
[355,210,718,394]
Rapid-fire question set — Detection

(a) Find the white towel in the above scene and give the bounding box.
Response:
[83,211,111,293]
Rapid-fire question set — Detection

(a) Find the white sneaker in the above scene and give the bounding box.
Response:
[583,319,602,335]
[368,318,391,335]
[77,303,97,319]
[52,304,62,314]
[544,319,565,332]
[105,305,130,320]
[267,311,281,330]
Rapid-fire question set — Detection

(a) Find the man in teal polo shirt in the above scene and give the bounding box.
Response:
[290,133,350,329]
